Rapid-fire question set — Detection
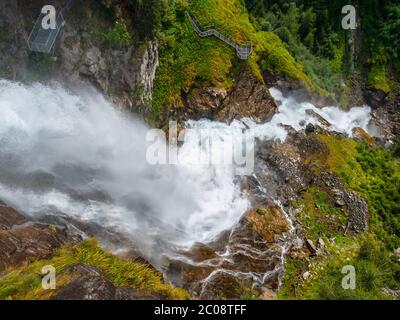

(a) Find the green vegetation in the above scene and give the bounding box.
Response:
[103,19,132,48]
[246,0,400,96]
[247,1,345,96]
[0,239,188,300]
[301,234,398,300]
[318,135,400,250]
[151,0,321,123]
[279,134,400,299]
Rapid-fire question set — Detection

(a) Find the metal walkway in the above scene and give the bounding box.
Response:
[27,1,74,53]
[187,11,253,60]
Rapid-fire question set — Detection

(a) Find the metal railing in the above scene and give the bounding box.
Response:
[187,11,253,60]
[27,1,73,54]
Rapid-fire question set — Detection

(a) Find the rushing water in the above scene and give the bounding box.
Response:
[0,80,374,267]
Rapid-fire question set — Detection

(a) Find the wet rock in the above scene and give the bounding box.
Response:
[305,123,316,133]
[54,264,165,300]
[306,239,318,256]
[180,69,278,124]
[260,287,278,300]
[246,205,289,242]
[166,204,288,299]
[352,127,375,144]
[0,202,82,271]
[55,265,117,300]
[305,109,331,127]
[0,203,27,230]
[184,243,219,262]
[185,87,227,117]
[369,91,400,138]
[217,69,277,123]
[199,271,254,300]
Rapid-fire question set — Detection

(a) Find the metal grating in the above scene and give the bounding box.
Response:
[28,10,65,53]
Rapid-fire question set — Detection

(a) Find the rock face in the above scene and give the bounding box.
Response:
[0,0,159,115]
[0,201,82,272]
[0,0,29,80]
[166,204,290,299]
[179,69,278,124]
[263,70,336,108]
[216,70,278,122]
[370,91,400,139]
[247,130,370,234]
[54,264,162,300]
[57,1,160,113]
[60,33,159,112]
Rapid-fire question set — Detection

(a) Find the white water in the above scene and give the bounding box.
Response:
[0,80,248,260]
[0,80,374,263]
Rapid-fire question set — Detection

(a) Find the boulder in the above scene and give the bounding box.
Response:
[352,127,375,144]
[217,70,277,123]
[0,203,27,230]
[306,239,318,256]
[0,201,82,271]
[260,287,278,300]
[54,264,165,300]
[305,109,331,127]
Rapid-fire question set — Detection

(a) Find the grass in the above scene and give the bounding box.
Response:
[0,239,189,300]
[368,64,391,94]
[150,0,325,124]
[279,134,400,299]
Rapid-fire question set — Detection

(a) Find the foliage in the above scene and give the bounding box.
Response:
[103,19,132,48]
[151,0,321,122]
[0,239,188,300]
[246,0,400,95]
[304,235,398,300]
[279,134,400,299]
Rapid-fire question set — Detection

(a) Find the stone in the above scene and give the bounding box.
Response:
[302,271,311,280]
[55,271,117,300]
[305,109,331,127]
[336,199,345,207]
[0,203,81,271]
[306,239,318,255]
[54,264,162,300]
[260,288,278,300]
[0,202,27,230]
[216,69,277,123]
[352,127,375,144]
[394,248,400,261]
[317,238,325,251]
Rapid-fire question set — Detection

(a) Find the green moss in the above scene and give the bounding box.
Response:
[151,0,324,123]
[0,239,189,300]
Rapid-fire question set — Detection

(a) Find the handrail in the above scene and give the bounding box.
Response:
[27,0,74,53]
[187,11,253,60]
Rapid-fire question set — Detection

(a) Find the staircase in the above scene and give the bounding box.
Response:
[187,11,253,60]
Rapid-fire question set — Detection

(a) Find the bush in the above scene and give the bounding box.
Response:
[103,19,131,48]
